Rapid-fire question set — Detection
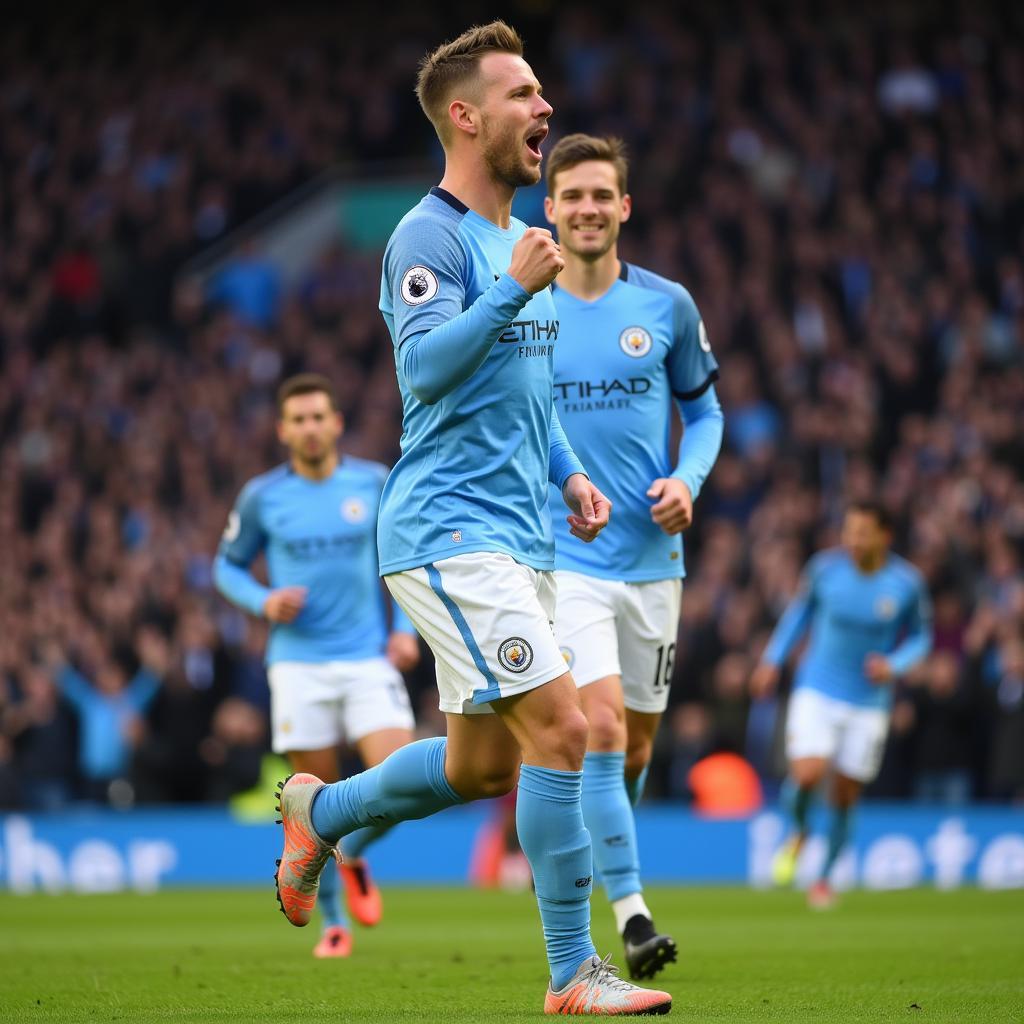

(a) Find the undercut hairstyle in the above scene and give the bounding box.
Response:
[276,373,339,416]
[415,20,524,144]
[546,133,629,196]
[847,500,893,532]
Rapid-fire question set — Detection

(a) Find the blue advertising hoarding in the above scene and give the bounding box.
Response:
[1,804,1022,894]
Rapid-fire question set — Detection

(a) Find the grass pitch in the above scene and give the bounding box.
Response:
[1,885,1021,1023]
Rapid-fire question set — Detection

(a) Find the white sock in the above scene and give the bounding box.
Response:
[612,892,652,934]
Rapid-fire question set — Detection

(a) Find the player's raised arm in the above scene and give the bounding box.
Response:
[390,224,561,406]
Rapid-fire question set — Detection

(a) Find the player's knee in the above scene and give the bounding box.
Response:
[545,707,589,769]
[586,702,625,752]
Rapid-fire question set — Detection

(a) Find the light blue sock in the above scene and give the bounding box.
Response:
[310,738,462,844]
[317,856,347,929]
[341,823,392,861]
[822,805,852,880]
[517,764,597,990]
[782,776,814,836]
[582,752,642,903]
[624,762,650,808]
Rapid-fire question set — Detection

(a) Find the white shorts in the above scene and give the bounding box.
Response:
[267,657,415,754]
[554,571,683,714]
[785,687,890,783]
[385,552,568,715]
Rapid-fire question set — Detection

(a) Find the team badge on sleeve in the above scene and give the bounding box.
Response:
[698,320,712,353]
[619,326,652,358]
[498,637,534,673]
[400,265,439,305]
[222,510,241,542]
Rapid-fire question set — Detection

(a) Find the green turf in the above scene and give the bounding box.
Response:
[1,886,1021,1023]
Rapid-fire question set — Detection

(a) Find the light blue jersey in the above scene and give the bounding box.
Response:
[213,458,414,665]
[551,262,723,581]
[378,187,584,575]
[763,549,933,709]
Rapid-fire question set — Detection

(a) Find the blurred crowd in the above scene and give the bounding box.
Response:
[1,3,1022,811]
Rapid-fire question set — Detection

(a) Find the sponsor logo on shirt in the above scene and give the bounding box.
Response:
[619,325,653,357]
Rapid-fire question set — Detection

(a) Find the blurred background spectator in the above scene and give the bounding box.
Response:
[0,2,1021,808]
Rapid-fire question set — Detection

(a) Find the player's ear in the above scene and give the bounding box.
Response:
[620,193,632,224]
[334,411,345,436]
[543,196,556,225]
[275,418,287,445]
[448,99,479,138]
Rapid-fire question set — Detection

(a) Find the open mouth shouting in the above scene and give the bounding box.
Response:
[525,124,548,161]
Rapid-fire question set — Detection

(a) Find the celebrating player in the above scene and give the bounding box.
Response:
[751,501,933,908]
[544,134,724,977]
[273,22,673,1016]
[214,373,420,957]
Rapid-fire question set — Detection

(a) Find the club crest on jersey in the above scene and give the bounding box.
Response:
[400,265,439,305]
[340,498,367,523]
[619,326,652,358]
[560,646,575,669]
[699,319,712,353]
[498,637,534,674]
[875,595,898,620]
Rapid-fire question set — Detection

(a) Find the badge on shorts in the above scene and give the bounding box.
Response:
[498,637,534,674]
[560,646,575,670]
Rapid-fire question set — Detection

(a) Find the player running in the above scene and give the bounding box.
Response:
[273,21,672,1016]
[544,134,724,977]
[751,501,933,908]
[214,373,420,957]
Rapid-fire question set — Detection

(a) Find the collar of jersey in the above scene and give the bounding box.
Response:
[429,186,520,238]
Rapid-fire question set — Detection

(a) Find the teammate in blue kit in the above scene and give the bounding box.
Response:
[214,373,420,958]
[751,501,933,909]
[544,135,724,977]
[273,22,672,1016]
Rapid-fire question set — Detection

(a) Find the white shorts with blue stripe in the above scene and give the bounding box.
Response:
[385,552,568,714]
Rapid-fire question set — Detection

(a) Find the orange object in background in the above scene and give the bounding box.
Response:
[688,752,764,817]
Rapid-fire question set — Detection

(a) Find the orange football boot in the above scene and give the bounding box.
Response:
[341,859,383,927]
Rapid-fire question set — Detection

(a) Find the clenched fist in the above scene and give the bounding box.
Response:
[508,227,564,294]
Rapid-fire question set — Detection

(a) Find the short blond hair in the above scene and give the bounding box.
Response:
[415,20,524,144]
[546,134,629,196]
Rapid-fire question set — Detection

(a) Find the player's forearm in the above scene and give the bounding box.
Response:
[887,630,933,676]
[671,388,724,500]
[548,406,587,489]
[213,555,272,618]
[400,274,531,405]
[763,597,812,666]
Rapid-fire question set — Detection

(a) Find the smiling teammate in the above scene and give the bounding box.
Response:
[544,134,724,977]
[214,373,419,957]
[272,23,671,1015]
[751,502,933,908]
